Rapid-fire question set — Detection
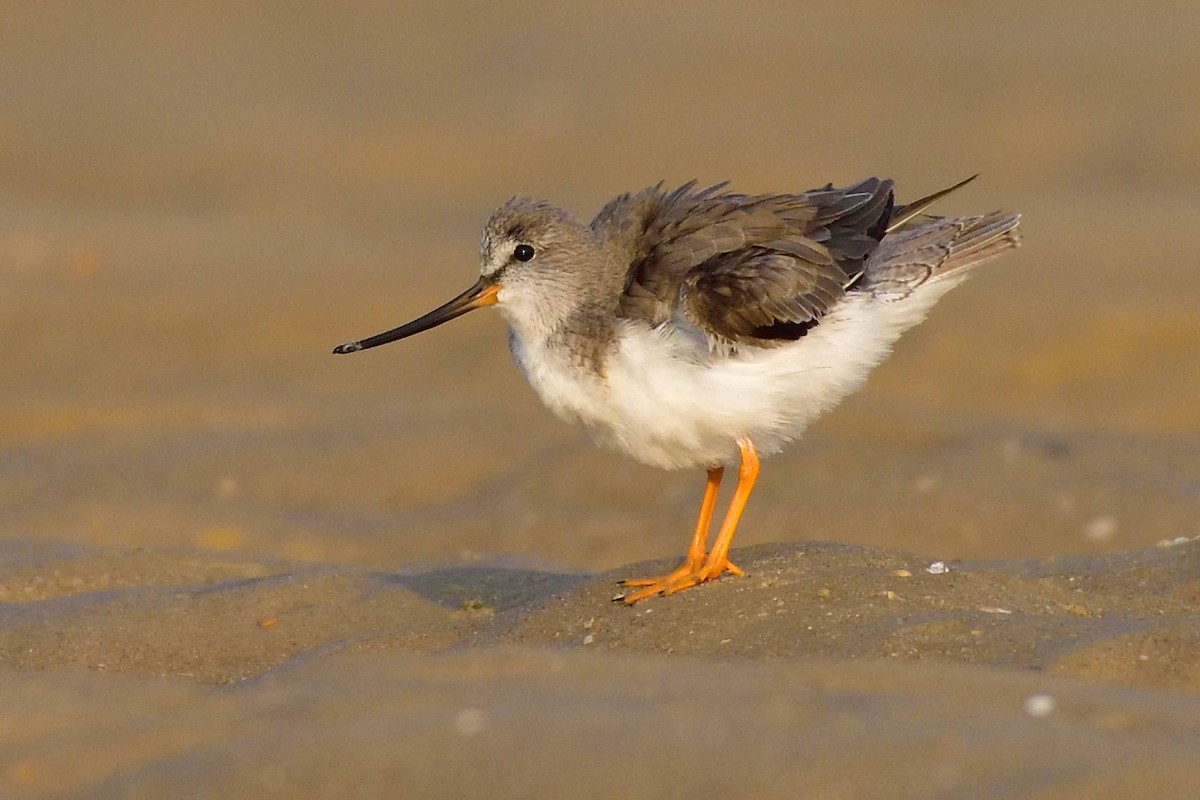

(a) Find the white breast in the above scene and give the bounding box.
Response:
[508,279,965,470]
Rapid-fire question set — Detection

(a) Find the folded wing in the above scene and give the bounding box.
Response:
[609,178,896,348]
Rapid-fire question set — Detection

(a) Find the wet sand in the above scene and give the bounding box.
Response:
[3,538,1200,798]
[3,2,1200,798]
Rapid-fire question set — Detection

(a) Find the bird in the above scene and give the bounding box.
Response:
[333,175,1020,604]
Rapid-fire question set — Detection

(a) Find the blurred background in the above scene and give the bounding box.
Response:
[2,1,1198,572]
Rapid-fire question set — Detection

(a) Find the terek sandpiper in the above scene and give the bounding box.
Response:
[334,176,1020,603]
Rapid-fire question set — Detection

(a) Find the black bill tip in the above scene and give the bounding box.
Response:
[332,341,363,355]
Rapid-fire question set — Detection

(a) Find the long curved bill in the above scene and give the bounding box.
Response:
[332,277,500,354]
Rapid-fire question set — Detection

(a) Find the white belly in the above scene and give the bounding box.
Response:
[508,281,963,470]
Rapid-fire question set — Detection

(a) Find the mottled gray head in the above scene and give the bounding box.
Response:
[476,197,603,337]
[331,196,597,356]
[479,197,591,277]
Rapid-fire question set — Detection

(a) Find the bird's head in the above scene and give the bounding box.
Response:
[332,197,595,356]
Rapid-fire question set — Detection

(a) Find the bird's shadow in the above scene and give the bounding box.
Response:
[382,563,595,612]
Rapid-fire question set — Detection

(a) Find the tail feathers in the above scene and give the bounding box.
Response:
[861,211,1021,300]
[937,211,1023,278]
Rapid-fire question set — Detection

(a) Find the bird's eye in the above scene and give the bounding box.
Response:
[513,244,535,262]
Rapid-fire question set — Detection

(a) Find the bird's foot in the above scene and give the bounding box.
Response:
[618,556,743,605]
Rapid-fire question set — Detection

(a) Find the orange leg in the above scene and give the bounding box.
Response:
[695,437,758,582]
[620,466,724,598]
[621,438,759,604]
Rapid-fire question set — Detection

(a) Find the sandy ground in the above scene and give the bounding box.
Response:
[3,538,1200,798]
[2,2,1200,798]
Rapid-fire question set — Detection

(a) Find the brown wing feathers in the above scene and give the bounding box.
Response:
[681,248,847,343]
[613,178,897,347]
[607,176,1006,349]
